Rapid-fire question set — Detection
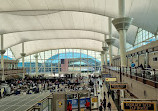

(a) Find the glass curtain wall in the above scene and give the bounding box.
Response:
[126,28,157,51]
[18,49,102,74]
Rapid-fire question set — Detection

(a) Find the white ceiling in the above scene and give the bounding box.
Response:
[0,0,157,59]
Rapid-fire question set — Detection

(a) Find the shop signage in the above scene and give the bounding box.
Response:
[105,77,117,81]
[110,83,127,89]
[123,101,156,111]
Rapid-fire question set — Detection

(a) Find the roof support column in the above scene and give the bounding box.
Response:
[87,50,89,74]
[51,50,53,74]
[100,51,104,72]
[20,42,26,79]
[102,35,109,66]
[112,0,133,67]
[44,52,45,73]
[80,49,81,73]
[108,17,113,66]
[58,49,60,74]
[0,35,6,81]
[34,53,38,77]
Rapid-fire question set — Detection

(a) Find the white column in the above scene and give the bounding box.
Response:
[104,50,108,66]
[30,55,31,74]
[103,35,109,66]
[112,0,133,67]
[73,49,74,72]
[0,35,6,81]
[80,49,81,72]
[21,42,26,79]
[100,51,104,72]
[51,50,53,73]
[108,17,113,66]
[58,49,60,74]
[44,52,46,73]
[95,52,96,72]
[34,53,38,77]
[102,42,105,66]
[119,0,126,67]
[119,30,127,67]
[87,50,89,74]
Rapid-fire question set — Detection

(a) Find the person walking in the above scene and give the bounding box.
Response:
[107,91,110,98]
[107,102,111,111]
[99,103,103,111]
[104,91,106,97]
[102,97,106,111]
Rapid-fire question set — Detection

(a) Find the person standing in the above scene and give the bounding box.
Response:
[107,102,111,111]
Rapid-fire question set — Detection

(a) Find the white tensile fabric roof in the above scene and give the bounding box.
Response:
[0,0,157,59]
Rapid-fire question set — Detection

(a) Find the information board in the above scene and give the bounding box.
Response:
[110,83,127,89]
[105,77,117,81]
[123,101,156,111]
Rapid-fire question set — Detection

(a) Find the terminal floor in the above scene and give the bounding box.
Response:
[0,91,50,111]
[93,78,118,111]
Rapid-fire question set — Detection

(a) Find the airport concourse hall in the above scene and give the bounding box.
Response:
[0,0,158,111]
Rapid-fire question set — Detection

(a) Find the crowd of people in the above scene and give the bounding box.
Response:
[99,91,112,111]
[0,75,116,111]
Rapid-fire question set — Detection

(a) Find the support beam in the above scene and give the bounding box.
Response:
[34,53,38,77]
[100,51,105,72]
[51,50,53,73]
[0,35,6,81]
[105,39,115,66]
[112,1,133,111]
[44,52,46,73]
[109,17,113,66]
[112,0,133,67]
[102,35,109,65]
[20,42,26,79]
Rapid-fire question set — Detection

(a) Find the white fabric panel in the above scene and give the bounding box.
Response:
[0,12,137,46]
[0,0,157,59]
[2,30,105,49]
[11,39,103,59]
[0,0,156,34]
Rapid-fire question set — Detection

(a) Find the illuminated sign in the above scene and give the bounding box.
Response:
[91,97,98,103]
[110,83,127,89]
[105,78,117,81]
[123,102,156,111]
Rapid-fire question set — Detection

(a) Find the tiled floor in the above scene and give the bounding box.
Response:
[93,78,118,111]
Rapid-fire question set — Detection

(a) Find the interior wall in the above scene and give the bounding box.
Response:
[149,52,158,69]
[133,55,138,67]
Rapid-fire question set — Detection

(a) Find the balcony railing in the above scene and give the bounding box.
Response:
[0,68,26,75]
[105,66,158,88]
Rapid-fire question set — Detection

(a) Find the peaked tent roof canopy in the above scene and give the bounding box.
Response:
[0,0,157,59]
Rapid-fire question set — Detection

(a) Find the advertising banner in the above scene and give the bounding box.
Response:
[80,98,90,108]
[67,99,78,109]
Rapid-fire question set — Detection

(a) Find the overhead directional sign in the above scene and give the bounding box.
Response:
[123,101,156,111]
[105,77,117,81]
[110,83,127,89]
